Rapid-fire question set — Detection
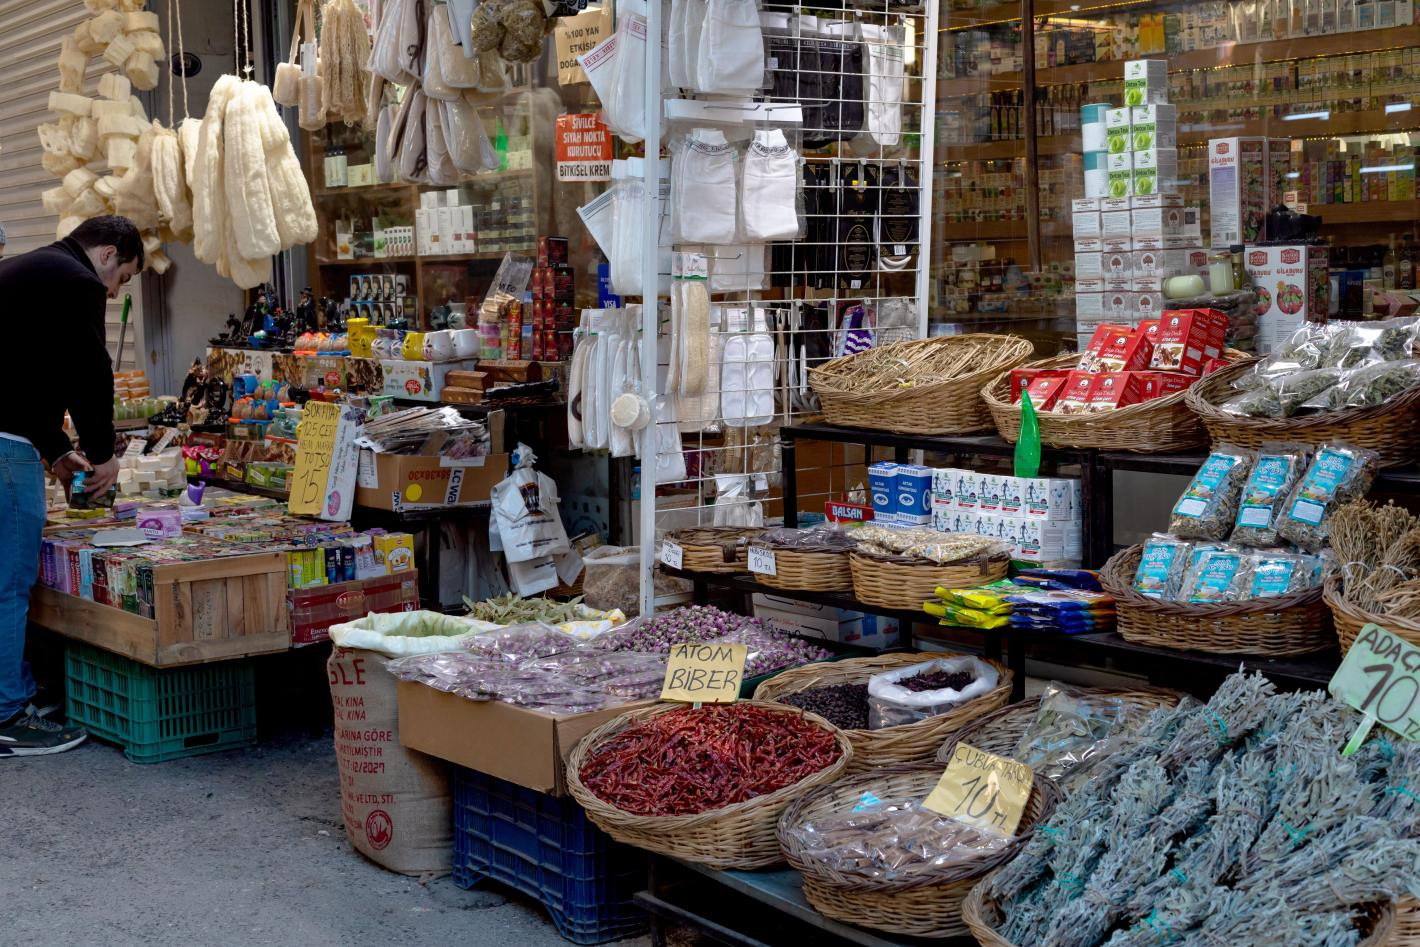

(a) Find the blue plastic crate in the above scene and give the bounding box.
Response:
[64,642,257,764]
[452,767,647,945]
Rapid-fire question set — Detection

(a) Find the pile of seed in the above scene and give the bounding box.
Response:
[779,683,870,730]
[899,669,976,693]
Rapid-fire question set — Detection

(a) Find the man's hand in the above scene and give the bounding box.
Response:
[87,456,120,495]
[52,452,92,489]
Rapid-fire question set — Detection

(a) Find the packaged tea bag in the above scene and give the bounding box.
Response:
[1168,446,1254,540]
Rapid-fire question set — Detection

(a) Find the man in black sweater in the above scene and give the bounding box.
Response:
[0,215,142,757]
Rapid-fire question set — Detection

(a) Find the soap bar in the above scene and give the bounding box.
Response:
[1163,274,1206,299]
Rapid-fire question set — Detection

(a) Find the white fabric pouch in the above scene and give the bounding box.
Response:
[740,128,800,241]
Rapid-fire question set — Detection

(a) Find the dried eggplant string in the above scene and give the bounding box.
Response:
[987,672,1420,947]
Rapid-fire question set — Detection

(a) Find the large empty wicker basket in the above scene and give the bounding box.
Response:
[809,335,1033,435]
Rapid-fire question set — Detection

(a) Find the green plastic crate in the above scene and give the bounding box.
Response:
[64,642,257,763]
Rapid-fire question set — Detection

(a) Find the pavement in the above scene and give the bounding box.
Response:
[1,729,652,947]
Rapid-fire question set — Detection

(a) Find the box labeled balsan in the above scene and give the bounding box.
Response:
[355,451,508,511]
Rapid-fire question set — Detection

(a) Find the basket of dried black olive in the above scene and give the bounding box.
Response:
[754,653,1012,773]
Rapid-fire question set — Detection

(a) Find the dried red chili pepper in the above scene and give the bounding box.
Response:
[579,704,842,816]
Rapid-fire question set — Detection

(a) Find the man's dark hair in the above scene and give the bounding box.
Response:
[68,215,144,269]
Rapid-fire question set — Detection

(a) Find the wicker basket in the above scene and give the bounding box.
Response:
[809,335,1034,435]
[565,700,853,870]
[850,550,1010,612]
[1186,358,1420,468]
[778,765,1061,939]
[962,877,1398,947]
[663,527,766,574]
[1100,545,1334,657]
[753,653,1013,773]
[935,686,1183,764]
[983,349,1251,452]
[750,543,854,593]
[1325,574,1420,653]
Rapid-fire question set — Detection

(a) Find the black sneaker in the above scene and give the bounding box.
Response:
[0,709,87,757]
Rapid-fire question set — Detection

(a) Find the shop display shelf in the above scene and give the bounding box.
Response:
[938,24,1420,95]
[64,641,257,763]
[452,767,648,945]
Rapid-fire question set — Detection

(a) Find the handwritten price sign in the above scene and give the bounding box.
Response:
[660,642,747,704]
[1331,623,1420,753]
[924,743,1033,835]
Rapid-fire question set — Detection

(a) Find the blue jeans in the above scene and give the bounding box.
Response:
[0,438,44,719]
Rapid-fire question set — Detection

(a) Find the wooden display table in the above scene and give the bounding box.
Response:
[30,552,292,667]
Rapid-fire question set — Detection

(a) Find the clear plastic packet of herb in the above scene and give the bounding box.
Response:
[1168,446,1255,540]
[1219,386,1282,418]
[1274,322,1331,369]
[1133,533,1193,600]
[1231,358,1306,393]
[1245,550,1321,599]
[1230,443,1310,547]
[1277,366,1343,415]
[1178,547,1251,604]
[1321,316,1420,369]
[1276,442,1380,552]
[1324,358,1420,410]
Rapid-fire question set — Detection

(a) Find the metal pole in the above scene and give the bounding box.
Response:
[637,0,664,618]
[917,0,941,337]
[1021,0,1043,271]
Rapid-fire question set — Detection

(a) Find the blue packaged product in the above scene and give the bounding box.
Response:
[868,462,899,525]
[895,465,933,525]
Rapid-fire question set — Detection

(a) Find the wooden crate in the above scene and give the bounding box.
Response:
[31,552,291,667]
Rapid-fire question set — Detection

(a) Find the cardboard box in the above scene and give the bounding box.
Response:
[1018,373,1069,410]
[380,358,477,402]
[1132,148,1178,197]
[1106,152,1134,197]
[1105,108,1132,154]
[896,464,933,526]
[355,450,508,511]
[1086,371,1149,410]
[868,462,899,524]
[978,474,1002,513]
[1139,371,1195,400]
[1209,137,1268,246]
[752,594,901,649]
[1243,244,1330,352]
[1056,371,1100,414]
[1089,327,1154,373]
[1149,309,1226,374]
[1124,59,1169,106]
[1024,476,1082,521]
[1072,210,1102,237]
[397,682,657,796]
[288,572,419,646]
[1129,104,1177,150]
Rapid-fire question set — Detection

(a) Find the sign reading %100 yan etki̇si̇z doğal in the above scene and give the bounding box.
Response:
[660,642,749,705]
[1330,622,1420,755]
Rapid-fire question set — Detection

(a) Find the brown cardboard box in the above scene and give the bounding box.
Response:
[396,681,657,795]
[355,451,508,511]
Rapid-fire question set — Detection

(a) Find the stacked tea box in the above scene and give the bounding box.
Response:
[1074,60,1206,351]
[929,469,1083,566]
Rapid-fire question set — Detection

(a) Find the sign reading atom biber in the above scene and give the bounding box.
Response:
[660,643,748,704]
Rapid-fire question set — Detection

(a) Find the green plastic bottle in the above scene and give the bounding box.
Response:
[1015,390,1041,479]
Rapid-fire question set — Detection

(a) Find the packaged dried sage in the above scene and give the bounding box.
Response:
[1178,547,1250,604]
[1325,359,1420,410]
[1219,386,1282,418]
[1133,533,1193,600]
[1230,444,1310,547]
[1276,442,1380,552]
[1246,551,1321,599]
[1275,366,1343,415]
[1168,446,1255,540]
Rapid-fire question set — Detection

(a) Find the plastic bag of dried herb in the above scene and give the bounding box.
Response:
[1245,551,1322,599]
[1276,366,1343,415]
[1168,446,1255,540]
[1133,533,1194,600]
[1324,359,1420,410]
[1230,444,1311,547]
[1220,386,1283,418]
[1276,442,1380,552]
[1232,358,1306,394]
[1321,317,1420,369]
[1178,547,1251,604]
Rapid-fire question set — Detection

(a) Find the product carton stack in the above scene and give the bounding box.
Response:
[1074,60,1205,350]
[929,469,1082,567]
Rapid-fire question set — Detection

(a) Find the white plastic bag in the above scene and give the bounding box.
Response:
[329,609,481,656]
[867,657,999,729]
[490,444,571,563]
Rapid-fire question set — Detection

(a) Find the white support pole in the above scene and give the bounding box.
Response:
[637,0,665,618]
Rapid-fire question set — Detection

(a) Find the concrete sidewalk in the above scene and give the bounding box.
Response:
[1,731,649,947]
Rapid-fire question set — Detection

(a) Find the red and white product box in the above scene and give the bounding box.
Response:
[1055,371,1101,414]
[288,572,420,646]
[1089,327,1155,373]
[1020,374,1069,410]
[1086,371,1150,411]
[1243,244,1330,353]
[1138,371,1195,400]
[1078,323,1135,370]
[1149,309,1225,375]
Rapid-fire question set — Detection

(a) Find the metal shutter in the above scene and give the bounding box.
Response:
[0,0,144,371]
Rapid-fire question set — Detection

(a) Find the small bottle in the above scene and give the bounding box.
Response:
[1384,234,1398,290]
[1208,250,1236,294]
[1229,244,1247,290]
[1400,234,1416,290]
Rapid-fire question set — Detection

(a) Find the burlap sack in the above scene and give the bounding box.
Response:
[328,647,452,876]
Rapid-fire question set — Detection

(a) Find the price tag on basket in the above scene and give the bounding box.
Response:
[747,546,777,576]
[1330,622,1420,754]
[660,642,748,705]
[660,541,683,570]
[923,743,1033,836]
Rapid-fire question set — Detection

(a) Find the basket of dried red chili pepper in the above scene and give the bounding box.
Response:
[777,763,1061,939]
[566,701,854,870]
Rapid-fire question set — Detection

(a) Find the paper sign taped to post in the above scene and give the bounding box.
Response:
[923,743,1033,836]
[554,7,609,85]
[660,642,747,704]
[1331,622,1420,742]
